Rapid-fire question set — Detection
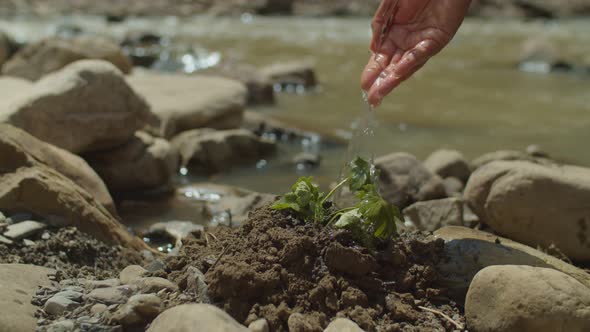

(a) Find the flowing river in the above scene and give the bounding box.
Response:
[2,15,590,195]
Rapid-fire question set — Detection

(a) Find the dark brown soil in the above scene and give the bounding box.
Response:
[162,207,464,331]
[0,227,143,280]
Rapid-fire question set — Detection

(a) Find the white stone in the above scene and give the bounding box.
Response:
[4,220,46,239]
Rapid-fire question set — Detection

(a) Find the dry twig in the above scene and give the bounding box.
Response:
[418,306,464,330]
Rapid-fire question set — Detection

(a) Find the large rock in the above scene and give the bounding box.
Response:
[171,129,276,174]
[471,150,551,170]
[127,71,247,137]
[403,198,464,232]
[84,131,178,193]
[466,265,590,332]
[201,64,275,105]
[434,226,590,298]
[375,152,446,208]
[147,304,248,332]
[0,124,116,213]
[464,161,590,261]
[423,149,471,183]
[0,165,148,251]
[0,264,55,332]
[2,36,132,81]
[2,60,152,154]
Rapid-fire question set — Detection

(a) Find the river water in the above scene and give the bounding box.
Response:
[2,15,590,194]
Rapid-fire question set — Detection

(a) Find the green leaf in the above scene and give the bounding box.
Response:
[334,209,361,229]
[348,157,372,192]
[356,188,400,240]
[272,193,301,212]
[271,176,325,223]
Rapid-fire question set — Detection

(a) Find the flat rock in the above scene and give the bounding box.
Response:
[0,124,116,214]
[4,220,46,239]
[466,265,590,332]
[127,71,247,137]
[324,318,364,332]
[3,60,152,154]
[87,285,137,304]
[84,131,178,193]
[403,198,464,232]
[434,226,590,299]
[423,149,471,183]
[171,129,276,174]
[84,278,121,289]
[44,295,81,315]
[2,36,132,81]
[0,165,149,251]
[375,152,446,208]
[147,303,248,332]
[120,265,148,284]
[0,264,55,332]
[464,160,590,261]
[134,277,178,293]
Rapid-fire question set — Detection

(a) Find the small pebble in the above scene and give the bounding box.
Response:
[42,232,51,240]
[23,239,36,246]
[0,211,5,223]
[46,319,75,332]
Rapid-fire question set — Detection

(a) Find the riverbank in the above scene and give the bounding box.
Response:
[2,0,590,18]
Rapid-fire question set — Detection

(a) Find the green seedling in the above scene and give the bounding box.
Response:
[272,156,402,245]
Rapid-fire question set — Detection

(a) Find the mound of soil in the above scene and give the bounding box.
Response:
[0,227,143,280]
[163,207,464,331]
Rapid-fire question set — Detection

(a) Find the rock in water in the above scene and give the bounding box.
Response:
[84,131,178,193]
[466,265,590,332]
[423,149,471,183]
[375,152,446,209]
[2,36,132,81]
[3,60,152,154]
[171,129,276,173]
[126,71,247,137]
[260,61,318,89]
[0,124,116,214]
[147,304,249,332]
[0,165,149,251]
[434,226,590,299]
[464,160,590,261]
[0,264,56,332]
[201,63,275,105]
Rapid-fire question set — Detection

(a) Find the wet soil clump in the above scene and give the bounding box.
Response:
[163,207,464,331]
[0,227,143,279]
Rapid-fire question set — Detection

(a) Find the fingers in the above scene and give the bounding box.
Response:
[366,39,439,106]
[361,52,392,91]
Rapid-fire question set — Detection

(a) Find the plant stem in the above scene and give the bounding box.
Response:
[326,207,358,225]
[321,178,348,205]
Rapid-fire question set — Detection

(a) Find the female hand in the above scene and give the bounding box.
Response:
[361,0,472,106]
